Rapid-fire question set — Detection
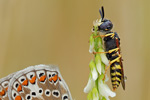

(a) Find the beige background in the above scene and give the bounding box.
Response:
[0,0,149,100]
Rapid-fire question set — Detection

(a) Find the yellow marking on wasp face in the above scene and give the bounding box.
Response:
[111,72,122,76]
[97,22,103,26]
[112,77,121,81]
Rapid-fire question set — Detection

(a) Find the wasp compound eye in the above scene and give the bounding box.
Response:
[107,22,113,30]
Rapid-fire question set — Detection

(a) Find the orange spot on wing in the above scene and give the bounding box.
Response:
[52,75,58,82]
[15,95,22,100]
[29,76,36,84]
[22,80,28,86]
[59,77,61,81]
[5,87,8,91]
[49,78,52,82]
[17,85,22,92]
[0,90,5,96]
[39,75,46,82]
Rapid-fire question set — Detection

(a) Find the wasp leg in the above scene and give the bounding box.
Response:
[107,48,119,53]
[110,55,121,64]
[93,33,115,38]
[93,51,108,54]
[93,35,106,38]
[93,48,119,54]
[103,55,121,80]
[105,33,115,38]
[103,64,110,80]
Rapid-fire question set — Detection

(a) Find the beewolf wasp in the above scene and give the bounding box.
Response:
[93,6,125,90]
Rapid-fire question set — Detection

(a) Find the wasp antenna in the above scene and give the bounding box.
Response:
[99,6,104,20]
[101,6,104,19]
[99,9,103,20]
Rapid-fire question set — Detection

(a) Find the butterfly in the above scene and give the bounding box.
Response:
[0,64,72,100]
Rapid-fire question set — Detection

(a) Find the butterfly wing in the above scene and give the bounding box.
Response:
[0,73,14,100]
[8,64,72,100]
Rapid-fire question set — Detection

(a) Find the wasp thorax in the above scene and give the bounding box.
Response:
[98,19,113,32]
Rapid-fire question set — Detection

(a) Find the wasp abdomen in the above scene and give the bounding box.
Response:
[110,62,122,90]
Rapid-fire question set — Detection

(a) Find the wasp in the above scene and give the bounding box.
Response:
[93,6,125,90]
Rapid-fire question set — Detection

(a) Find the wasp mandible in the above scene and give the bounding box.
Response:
[93,6,125,90]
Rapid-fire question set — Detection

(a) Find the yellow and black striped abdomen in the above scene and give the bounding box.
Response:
[110,62,122,90]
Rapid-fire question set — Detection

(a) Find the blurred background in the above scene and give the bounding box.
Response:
[0,0,149,100]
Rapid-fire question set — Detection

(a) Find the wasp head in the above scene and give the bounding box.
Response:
[97,6,113,32]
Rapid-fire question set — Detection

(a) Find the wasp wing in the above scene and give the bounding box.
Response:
[115,37,125,90]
